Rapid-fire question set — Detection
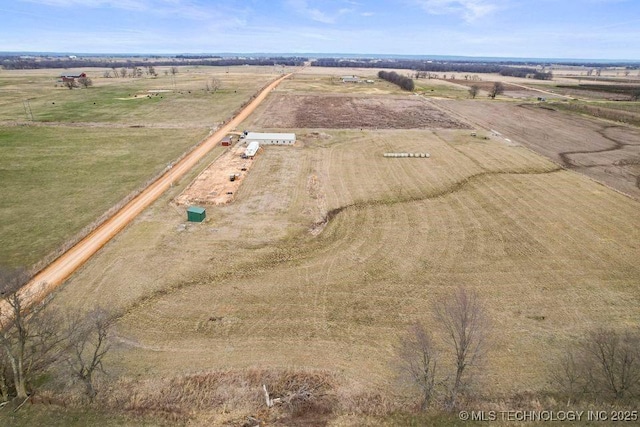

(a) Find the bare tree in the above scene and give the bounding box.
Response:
[64,307,114,401]
[488,82,504,99]
[583,329,640,401]
[77,76,93,88]
[0,345,10,402]
[0,269,65,400]
[119,67,127,78]
[551,328,640,403]
[103,70,111,78]
[63,79,78,90]
[468,85,480,99]
[206,77,221,94]
[111,67,118,78]
[397,322,439,411]
[434,287,489,404]
[170,66,178,76]
[549,349,591,405]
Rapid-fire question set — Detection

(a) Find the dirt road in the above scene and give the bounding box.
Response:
[15,73,291,306]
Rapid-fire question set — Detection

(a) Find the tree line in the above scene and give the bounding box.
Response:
[499,67,553,80]
[378,70,415,91]
[313,59,558,80]
[0,56,307,70]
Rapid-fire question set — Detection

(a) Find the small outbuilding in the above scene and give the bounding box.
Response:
[187,206,206,222]
[245,141,260,158]
[221,136,232,146]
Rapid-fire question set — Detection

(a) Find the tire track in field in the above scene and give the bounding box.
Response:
[116,165,565,324]
[310,166,563,233]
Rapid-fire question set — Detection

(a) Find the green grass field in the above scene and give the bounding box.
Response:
[0,125,209,268]
[0,66,279,126]
[0,66,280,269]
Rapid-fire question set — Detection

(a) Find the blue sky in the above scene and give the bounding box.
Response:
[1,0,639,59]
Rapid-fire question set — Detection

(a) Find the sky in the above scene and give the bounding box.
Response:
[1,0,639,60]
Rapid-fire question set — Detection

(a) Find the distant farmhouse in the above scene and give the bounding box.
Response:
[60,72,87,83]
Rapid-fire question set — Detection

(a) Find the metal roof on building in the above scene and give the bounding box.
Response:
[187,206,206,214]
[245,141,260,157]
[245,132,296,141]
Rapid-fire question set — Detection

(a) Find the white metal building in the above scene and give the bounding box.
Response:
[342,75,360,83]
[245,141,260,158]
[245,132,296,145]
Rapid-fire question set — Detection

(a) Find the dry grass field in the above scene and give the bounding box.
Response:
[48,71,640,426]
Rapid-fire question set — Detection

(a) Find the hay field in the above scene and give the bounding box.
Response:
[53,73,640,400]
[0,67,280,269]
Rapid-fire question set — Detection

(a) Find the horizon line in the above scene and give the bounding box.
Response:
[2,51,640,64]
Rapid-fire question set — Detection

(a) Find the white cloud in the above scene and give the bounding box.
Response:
[18,0,227,20]
[286,0,354,24]
[410,0,499,22]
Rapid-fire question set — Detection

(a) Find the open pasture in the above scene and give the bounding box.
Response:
[0,66,279,126]
[0,66,280,269]
[0,125,209,268]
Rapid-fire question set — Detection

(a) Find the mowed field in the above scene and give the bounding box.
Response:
[0,66,281,268]
[52,71,640,401]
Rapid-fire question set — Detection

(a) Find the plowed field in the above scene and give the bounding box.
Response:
[248,94,470,129]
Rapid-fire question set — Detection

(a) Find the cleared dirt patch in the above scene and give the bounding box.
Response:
[250,94,470,129]
[175,141,256,206]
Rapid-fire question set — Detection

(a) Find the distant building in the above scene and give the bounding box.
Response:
[342,75,360,83]
[60,72,87,83]
[244,132,296,145]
